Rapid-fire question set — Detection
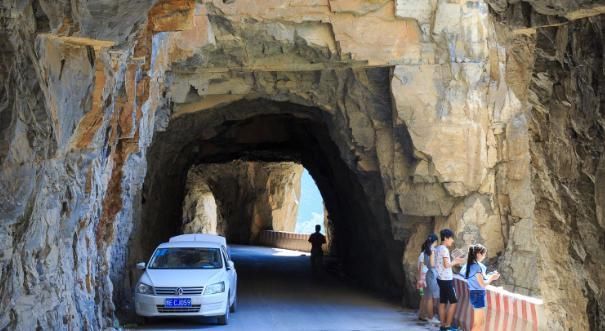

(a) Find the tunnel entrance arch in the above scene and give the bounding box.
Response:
[128,98,405,298]
[114,67,439,322]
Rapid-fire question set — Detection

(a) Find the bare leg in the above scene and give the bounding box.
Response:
[426,297,434,319]
[418,295,427,319]
[439,303,447,327]
[446,302,457,327]
[471,308,485,331]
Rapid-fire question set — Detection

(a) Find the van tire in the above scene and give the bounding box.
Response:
[230,292,237,313]
[217,295,230,325]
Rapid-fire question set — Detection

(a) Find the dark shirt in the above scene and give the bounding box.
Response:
[308,232,326,255]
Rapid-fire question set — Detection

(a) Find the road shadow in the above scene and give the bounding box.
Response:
[126,245,433,331]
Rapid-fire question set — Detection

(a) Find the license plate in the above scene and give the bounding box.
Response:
[165,298,192,307]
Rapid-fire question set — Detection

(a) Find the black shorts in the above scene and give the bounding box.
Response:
[437,279,458,304]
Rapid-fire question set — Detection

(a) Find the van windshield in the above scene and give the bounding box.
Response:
[148,247,223,269]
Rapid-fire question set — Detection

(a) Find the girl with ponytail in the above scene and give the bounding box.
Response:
[419,234,440,323]
[464,244,500,331]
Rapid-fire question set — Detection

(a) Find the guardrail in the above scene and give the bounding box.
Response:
[452,275,545,331]
[258,231,544,330]
[257,230,328,253]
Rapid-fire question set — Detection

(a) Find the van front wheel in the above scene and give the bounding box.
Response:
[217,295,230,325]
[230,292,237,313]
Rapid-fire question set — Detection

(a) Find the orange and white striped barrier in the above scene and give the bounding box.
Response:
[453,275,545,331]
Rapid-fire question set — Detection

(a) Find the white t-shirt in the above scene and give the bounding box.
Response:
[435,245,453,280]
[418,252,428,274]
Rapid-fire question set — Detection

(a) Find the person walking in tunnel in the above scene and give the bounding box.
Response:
[308,224,326,277]
[420,233,440,324]
[463,244,500,331]
[435,229,466,331]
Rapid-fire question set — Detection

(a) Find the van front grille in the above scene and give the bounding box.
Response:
[153,287,204,295]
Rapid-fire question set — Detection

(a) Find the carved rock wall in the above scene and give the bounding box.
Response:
[524,17,604,331]
[181,180,218,235]
[486,2,605,329]
[183,161,303,241]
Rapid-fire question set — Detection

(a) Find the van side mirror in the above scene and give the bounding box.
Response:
[136,262,146,270]
[227,261,234,270]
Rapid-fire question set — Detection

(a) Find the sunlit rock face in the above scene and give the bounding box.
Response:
[491,10,605,331]
[0,0,603,329]
[483,2,605,330]
[181,180,218,234]
[182,161,303,241]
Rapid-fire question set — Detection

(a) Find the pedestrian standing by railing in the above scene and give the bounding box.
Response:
[419,233,440,324]
[417,244,428,320]
[462,244,500,331]
[435,229,466,331]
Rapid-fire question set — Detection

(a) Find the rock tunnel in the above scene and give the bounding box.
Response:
[122,93,412,319]
[134,98,404,278]
[1,0,605,330]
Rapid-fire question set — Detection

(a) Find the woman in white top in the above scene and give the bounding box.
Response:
[417,249,428,320]
[421,234,440,324]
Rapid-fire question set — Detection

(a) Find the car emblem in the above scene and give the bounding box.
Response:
[176,288,183,296]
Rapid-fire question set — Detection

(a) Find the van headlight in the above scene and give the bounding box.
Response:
[136,282,154,295]
[204,282,225,295]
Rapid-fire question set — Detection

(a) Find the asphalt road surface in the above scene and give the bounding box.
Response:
[130,245,435,331]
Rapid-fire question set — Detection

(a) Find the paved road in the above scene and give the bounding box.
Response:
[131,245,435,331]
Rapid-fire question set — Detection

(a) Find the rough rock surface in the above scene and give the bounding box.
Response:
[182,161,303,241]
[181,180,218,235]
[0,0,603,329]
[523,17,604,331]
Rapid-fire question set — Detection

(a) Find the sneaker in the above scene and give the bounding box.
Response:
[448,327,459,331]
[439,327,448,331]
[428,317,440,324]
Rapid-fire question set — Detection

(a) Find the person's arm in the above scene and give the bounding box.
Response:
[441,247,454,268]
[429,252,435,268]
[443,256,465,268]
[476,271,499,288]
[416,260,425,288]
[443,248,466,268]
[443,256,451,268]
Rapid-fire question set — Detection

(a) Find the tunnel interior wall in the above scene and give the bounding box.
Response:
[183,160,303,242]
[181,179,218,235]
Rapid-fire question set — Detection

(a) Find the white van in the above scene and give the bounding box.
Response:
[134,234,238,324]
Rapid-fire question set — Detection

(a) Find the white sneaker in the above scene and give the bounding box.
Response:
[428,317,441,324]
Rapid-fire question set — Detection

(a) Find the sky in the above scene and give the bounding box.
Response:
[295,169,325,234]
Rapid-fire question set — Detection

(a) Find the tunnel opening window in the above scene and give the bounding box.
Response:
[295,168,325,235]
[181,160,304,243]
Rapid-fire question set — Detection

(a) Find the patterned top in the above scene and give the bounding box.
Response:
[435,245,453,280]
